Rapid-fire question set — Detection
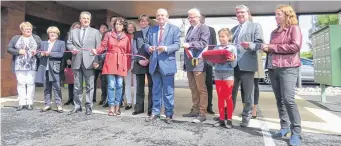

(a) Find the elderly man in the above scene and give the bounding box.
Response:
[182,8,210,123]
[231,5,264,127]
[67,11,101,115]
[144,8,181,124]
[131,14,153,116]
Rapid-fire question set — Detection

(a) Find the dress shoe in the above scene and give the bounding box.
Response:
[125,105,132,110]
[240,118,250,128]
[192,114,206,123]
[98,100,104,105]
[207,108,215,114]
[165,116,172,124]
[145,115,159,122]
[147,111,152,116]
[183,110,199,117]
[64,100,73,105]
[102,102,109,108]
[57,106,63,113]
[17,105,25,111]
[132,111,143,115]
[27,105,33,110]
[85,107,92,115]
[68,108,82,115]
[40,106,51,112]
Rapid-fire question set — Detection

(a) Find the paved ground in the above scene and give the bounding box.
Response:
[1,87,341,146]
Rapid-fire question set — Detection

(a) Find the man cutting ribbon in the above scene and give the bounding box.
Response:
[182,8,210,123]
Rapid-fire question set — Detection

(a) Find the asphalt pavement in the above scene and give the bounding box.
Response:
[2,107,341,146]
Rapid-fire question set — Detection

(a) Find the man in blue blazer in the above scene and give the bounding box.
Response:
[144,8,181,124]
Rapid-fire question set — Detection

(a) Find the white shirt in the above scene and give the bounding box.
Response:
[157,22,167,45]
[80,26,89,42]
[46,40,56,71]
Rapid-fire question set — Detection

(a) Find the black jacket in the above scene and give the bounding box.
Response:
[132,30,150,74]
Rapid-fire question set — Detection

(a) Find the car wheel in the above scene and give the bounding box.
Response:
[263,71,271,85]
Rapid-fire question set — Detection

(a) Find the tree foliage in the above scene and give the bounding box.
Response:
[301,51,313,59]
[316,14,339,27]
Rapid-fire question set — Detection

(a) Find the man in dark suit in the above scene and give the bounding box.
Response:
[182,8,210,123]
[131,15,153,116]
[200,15,217,114]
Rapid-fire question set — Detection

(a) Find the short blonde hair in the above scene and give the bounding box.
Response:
[218,28,233,42]
[19,22,33,31]
[276,5,298,26]
[47,26,60,36]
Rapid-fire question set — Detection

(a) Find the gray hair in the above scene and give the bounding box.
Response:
[188,8,201,17]
[235,5,253,21]
[156,8,169,16]
[236,5,250,11]
[79,11,92,19]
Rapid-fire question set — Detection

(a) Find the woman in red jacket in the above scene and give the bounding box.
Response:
[92,17,131,116]
[261,5,302,146]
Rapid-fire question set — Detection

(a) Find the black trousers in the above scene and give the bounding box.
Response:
[205,64,214,110]
[67,84,74,102]
[240,78,259,105]
[93,70,107,102]
[134,73,153,113]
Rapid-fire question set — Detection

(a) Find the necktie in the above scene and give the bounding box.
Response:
[158,27,163,45]
[233,25,241,44]
[81,28,86,44]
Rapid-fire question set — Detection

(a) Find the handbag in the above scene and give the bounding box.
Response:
[202,49,235,63]
[64,65,74,84]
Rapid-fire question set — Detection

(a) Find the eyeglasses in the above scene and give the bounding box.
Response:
[187,16,199,20]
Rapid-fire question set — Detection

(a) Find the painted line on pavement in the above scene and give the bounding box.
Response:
[255,107,276,146]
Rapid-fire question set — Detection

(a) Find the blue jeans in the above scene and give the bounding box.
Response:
[107,75,123,106]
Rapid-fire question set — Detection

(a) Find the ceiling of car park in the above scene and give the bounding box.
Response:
[57,1,341,19]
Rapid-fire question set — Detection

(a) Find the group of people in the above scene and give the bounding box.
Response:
[7,4,303,146]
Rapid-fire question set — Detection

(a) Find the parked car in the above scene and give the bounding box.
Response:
[261,56,315,84]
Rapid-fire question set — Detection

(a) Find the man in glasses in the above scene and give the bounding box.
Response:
[231,5,264,127]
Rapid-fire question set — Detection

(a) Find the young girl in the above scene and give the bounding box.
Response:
[207,28,237,128]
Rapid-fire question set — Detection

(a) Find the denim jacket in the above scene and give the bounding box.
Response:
[207,44,237,71]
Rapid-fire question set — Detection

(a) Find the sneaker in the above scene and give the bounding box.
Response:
[192,114,206,123]
[225,120,233,129]
[213,120,225,127]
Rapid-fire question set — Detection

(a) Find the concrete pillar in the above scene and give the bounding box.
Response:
[1,2,26,97]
